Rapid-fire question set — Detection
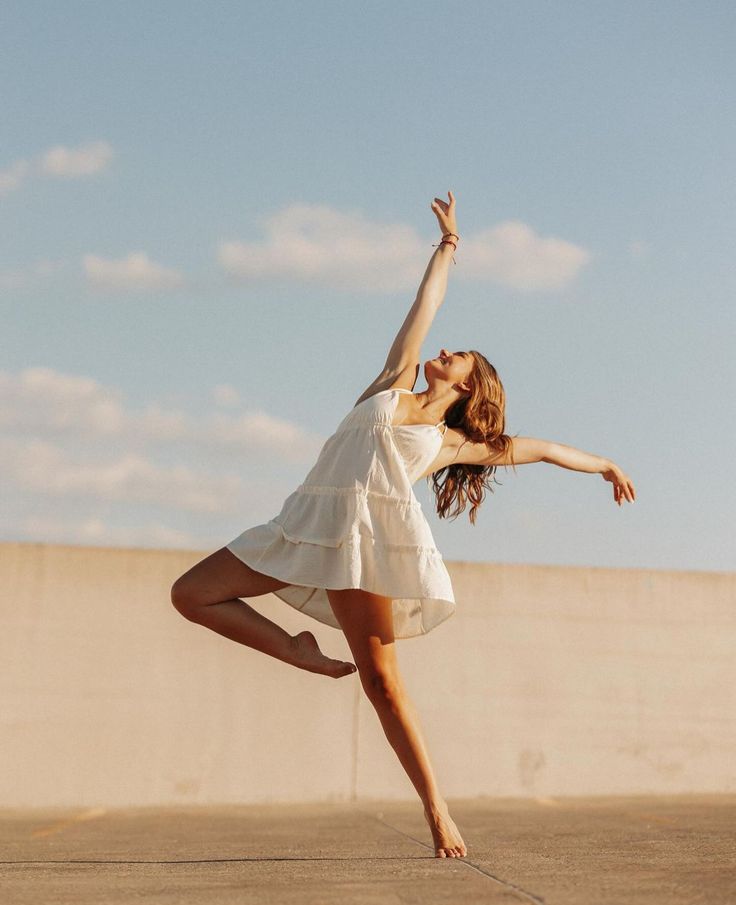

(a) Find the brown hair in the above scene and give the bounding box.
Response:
[428,350,518,525]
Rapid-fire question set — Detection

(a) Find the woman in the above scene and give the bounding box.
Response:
[171,191,636,859]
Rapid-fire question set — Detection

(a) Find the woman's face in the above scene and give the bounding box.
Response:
[425,348,474,390]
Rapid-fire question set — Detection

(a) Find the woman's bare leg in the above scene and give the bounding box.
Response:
[171,548,357,678]
[327,587,467,858]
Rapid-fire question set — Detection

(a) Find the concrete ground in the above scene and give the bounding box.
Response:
[2,794,734,904]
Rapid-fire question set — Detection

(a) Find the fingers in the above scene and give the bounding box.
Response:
[614,479,636,505]
[432,191,455,210]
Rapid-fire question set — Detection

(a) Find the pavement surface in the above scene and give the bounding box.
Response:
[2,794,734,904]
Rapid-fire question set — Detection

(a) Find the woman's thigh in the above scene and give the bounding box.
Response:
[171,547,290,607]
[326,588,398,678]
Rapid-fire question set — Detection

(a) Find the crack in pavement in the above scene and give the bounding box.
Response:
[355,806,546,905]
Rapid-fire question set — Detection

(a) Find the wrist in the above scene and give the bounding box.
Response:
[431,234,459,264]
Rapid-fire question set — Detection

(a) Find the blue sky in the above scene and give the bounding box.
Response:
[1,0,734,572]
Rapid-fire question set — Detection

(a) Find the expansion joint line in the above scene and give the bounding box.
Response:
[354,805,546,905]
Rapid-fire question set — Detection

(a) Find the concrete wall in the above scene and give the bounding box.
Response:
[2,541,734,808]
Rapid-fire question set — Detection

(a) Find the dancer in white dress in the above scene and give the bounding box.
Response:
[224,386,456,639]
[171,191,636,859]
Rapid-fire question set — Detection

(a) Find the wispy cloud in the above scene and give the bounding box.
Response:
[39,140,114,177]
[0,365,324,547]
[1,193,589,296]
[459,221,591,291]
[219,203,421,294]
[0,367,323,462]
[0,140,114,197]
[217,203,590,293]
[83,252,186,292]
[2,436,240,512]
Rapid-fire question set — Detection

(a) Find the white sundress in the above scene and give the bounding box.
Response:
[225,388,456,639]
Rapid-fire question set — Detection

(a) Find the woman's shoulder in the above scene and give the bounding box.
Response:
[352,365,418,408]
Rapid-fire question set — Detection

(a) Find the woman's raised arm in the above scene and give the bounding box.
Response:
[382,191,459,375]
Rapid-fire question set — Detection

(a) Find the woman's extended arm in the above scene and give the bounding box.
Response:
[458,436,636,506]
[381,192,458,375]
[382,242,455,373]
[542,441,609,473]
[543,442,637,506]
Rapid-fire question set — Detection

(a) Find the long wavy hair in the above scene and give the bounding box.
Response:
[428,350,518,525]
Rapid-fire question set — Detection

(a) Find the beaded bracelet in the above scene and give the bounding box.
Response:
[431,232,459,264]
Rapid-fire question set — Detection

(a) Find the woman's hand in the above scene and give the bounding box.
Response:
[430,190,458,238]
[600,462,636,507]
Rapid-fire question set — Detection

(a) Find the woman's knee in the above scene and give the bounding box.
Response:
[358,663,403,705]
[170,547,289,619]
[170,576,201,620]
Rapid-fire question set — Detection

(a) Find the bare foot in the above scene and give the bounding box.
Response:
[290,631,357,678]
[423,799,467,858]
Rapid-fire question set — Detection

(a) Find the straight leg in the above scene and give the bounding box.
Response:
[327,587,467,858]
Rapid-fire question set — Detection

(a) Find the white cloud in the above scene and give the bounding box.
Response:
[0,140,114,198]
[219,203,427,294]
[83,252,186,292]
[460,221,591,291]
[0,367,324,549]
[0,366,322,548]
[217,203,590,293]
[0,368,127,435]
[0,367,323,461]
[1,437,240,512]
[39,140,114,177]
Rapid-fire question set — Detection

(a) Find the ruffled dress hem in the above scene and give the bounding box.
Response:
[225,519,456,640]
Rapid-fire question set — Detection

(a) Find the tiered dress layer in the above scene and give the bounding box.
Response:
[225,388,455,639]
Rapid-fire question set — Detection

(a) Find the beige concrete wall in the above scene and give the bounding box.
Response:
[2,541,734,808]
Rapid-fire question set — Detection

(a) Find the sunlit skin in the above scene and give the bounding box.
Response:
[415,348,475,415]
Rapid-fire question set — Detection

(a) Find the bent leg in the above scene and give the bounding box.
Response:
[326,588,467,857]
[171,547,355,677]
